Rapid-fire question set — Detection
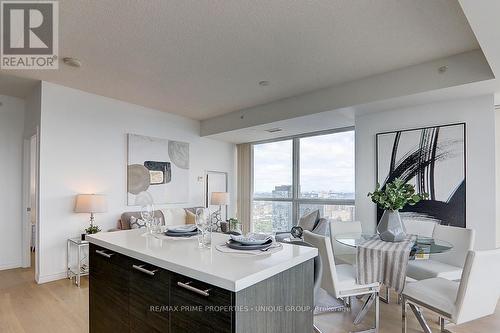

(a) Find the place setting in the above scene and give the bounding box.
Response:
[216,233,283,256]
[142,224,200,241]
[164,224,199,238]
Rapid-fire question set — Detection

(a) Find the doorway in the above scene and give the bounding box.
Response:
[205,171,228,221]
[22,133,39,280]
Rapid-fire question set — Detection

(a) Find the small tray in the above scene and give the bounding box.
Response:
[226,239,273,250]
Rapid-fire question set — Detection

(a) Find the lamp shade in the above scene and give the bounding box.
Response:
[74,194,107,213]
[210,192,229,206]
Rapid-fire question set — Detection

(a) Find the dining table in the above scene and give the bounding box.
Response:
[333,232,454,303]
[334,232,453,256]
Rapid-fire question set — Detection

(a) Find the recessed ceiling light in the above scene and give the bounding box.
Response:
[259,80,270,86]
[266,128,282,133]
[438,65,448,74]
[63,57,82,68]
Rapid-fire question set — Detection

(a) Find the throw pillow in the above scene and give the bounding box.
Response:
[298,210,320,231]
[130,216,146,229]
[185,210,196,225]
[312,218,329,236]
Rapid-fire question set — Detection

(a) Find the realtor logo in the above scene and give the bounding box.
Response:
[1,1,58,69]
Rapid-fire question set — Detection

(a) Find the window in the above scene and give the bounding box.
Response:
[252,140,293,231]
[253,140,292,199]
[252,129,355,233]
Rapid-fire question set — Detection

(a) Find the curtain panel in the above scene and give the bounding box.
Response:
[236,143,252,233]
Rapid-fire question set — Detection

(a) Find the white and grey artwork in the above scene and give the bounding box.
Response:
[376,123,466,228]
[127,134,189,205]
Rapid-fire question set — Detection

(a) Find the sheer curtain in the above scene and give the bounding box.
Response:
[236,143,252,233]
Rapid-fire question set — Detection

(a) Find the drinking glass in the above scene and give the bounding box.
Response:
[195,208,211,248]
[150,217,162,234]
[202,224,212,247]
[140,204,155,234]
[154,216,164,233]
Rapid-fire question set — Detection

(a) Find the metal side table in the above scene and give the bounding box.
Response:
[67,237,89,287]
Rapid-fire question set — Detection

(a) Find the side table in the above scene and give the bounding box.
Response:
[67,237,89,287]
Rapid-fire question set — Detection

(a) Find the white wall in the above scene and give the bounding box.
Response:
[23,82,41,139]
[38,82,236,283]
[23,83,41,277]
[355,95,496,250]
[0,95,25,270]
[496,107,500,247]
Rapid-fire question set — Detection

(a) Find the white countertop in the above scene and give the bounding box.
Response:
[86,229,317,292]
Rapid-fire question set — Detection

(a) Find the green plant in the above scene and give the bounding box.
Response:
[85,225,101,234]
[367,178,428,211]
[228,218,240,230]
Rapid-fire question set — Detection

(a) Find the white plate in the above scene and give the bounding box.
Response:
[230,233,272,245]
[167,224,197,233]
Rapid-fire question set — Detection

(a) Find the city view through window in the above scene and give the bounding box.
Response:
[252,130,355,233]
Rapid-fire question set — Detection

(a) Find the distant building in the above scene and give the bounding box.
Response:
[272,185,292,198]
[252,185,355,232]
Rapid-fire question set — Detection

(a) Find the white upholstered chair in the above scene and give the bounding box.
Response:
[406,224,475,281]
[304,230,380,333]
[403,219,436,238]
[402,249,500,333]
[329,221,362,265]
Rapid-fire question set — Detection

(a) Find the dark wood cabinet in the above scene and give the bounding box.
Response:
[90,244,172,333]
[170,273,234,333]
[129,258,170,332]
[89,243,313,333]
[89,244,130,333]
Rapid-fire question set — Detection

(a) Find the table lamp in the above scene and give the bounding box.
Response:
[75,194,107,233]
[210,192,229,227]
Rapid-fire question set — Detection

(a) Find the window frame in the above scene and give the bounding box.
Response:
[250,126,355,232]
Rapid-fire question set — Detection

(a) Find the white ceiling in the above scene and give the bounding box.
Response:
[0,0,478,120]
[207,108,355,144]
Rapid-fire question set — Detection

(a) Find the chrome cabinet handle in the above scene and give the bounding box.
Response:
[177,281,211,297]
[132,264,158,276]
[95,249,114,258]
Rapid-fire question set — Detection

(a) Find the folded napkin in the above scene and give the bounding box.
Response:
[356,235,416,293]
[229,233,272,244]
[167,224,197,233]
[215,242,283,256]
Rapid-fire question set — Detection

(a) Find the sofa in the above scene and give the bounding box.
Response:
[112,207,203,231]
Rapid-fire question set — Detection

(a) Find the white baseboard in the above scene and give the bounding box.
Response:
[0,262,22,271]
[37,271,68,284]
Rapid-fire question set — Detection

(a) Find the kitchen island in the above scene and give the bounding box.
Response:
[86,229,317,333]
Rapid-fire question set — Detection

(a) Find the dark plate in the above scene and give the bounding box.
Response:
[226,238,273,250]
[164,230,199,237]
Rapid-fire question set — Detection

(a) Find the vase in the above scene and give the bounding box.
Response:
[377,210,407,242]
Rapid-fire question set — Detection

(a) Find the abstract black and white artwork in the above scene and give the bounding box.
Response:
[127,134,189,205]
[376,123,466,228]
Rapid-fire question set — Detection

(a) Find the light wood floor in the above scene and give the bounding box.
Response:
[0,265,499,333]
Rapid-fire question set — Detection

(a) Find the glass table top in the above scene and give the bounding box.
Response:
[334,233,453,255]
[68,237,89,245]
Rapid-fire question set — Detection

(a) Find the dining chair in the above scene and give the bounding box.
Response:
[406,224,475,281]
[304,230,380,333]
[402,248,500,333]
[403,219,436,238]
[329,221,362,265]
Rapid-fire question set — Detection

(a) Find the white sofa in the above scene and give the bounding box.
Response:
[112,207,202,230]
